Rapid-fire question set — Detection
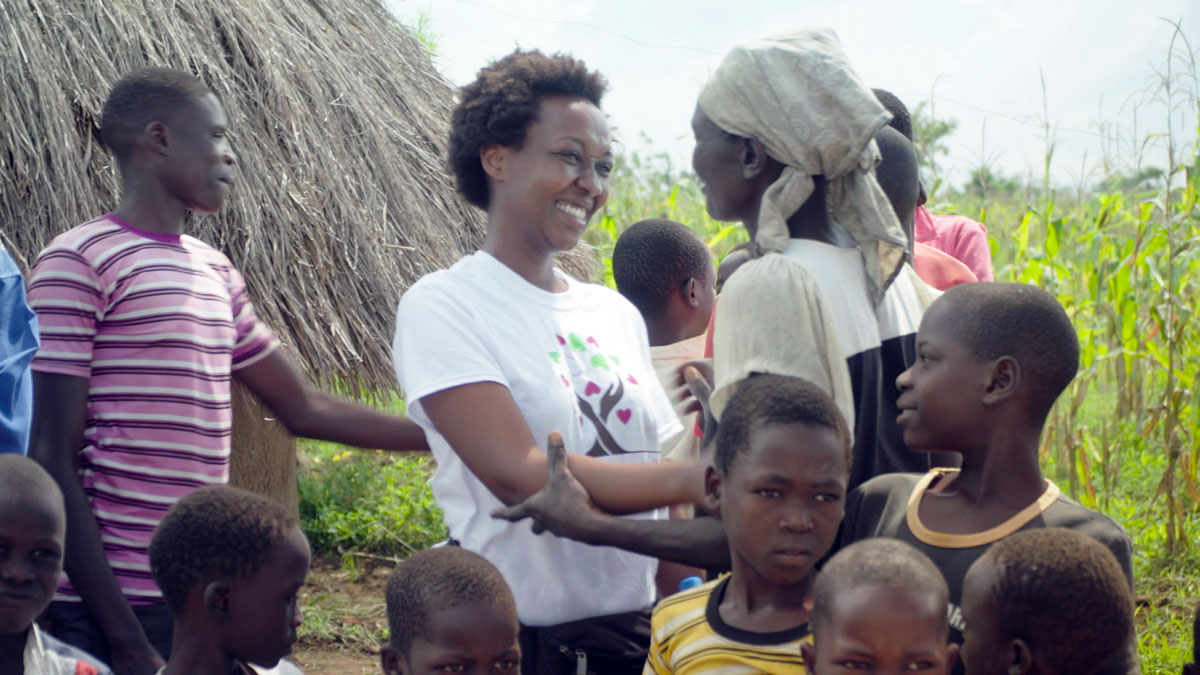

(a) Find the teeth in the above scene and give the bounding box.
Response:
[556,202,586,219]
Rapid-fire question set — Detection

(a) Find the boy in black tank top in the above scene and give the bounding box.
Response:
[836,282,1138,675]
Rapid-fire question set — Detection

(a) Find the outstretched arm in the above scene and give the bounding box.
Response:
[493,429,730,569]
[420,382,705,512]
[234,349,428,451]
[30,372,164,675]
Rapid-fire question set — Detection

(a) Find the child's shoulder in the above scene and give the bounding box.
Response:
[1040,491,1133,552]
[851,471,927,500]
[840,472,927,542]
[38,215,124,258]
[652,576,722,622]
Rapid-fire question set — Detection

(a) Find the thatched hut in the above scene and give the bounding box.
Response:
[1,0,595,510]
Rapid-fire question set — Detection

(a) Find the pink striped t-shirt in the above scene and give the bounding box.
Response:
[27,214,278,604]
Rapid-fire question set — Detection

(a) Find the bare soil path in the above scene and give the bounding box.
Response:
[291,556,395,674]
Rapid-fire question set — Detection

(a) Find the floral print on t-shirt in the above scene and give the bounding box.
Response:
[549,331,648,457]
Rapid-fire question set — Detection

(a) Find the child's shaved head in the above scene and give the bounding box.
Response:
[935,282,1079,420]
[805,539,955,675]
[613,218,713,322]
[149,485,299,611]
[962,527,1133,675]
[812,538,948,636]
[0,454,64,508]
[101,67,213,164]
[715,374,851,476]
[385,546,516,653]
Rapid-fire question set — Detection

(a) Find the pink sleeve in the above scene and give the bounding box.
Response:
[226,266,279,370]
[950,219,994,282]
[27,247,101,378]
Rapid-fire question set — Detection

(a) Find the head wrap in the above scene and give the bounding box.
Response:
[697,27,907,303]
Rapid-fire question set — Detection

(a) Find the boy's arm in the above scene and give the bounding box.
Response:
[493,434,730,569]
[233,349,428,451]
[29,372,164,675]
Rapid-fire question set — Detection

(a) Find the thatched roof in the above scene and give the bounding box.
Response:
[0,0,596,396]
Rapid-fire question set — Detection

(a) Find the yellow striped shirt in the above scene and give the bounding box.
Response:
[644,576,810,674]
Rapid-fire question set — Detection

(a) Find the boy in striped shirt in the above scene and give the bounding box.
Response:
[27,67,427,675]
[644,376,850,675]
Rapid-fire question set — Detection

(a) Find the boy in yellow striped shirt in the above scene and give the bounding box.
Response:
[644,375,851,674]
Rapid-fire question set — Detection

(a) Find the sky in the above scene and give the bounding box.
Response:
[386,0,1199,190]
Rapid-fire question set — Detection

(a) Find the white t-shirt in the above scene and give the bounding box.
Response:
[393,251,681,626]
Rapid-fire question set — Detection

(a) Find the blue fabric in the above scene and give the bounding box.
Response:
[0,245,38,454]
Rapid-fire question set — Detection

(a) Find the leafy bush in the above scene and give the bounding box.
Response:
[298,442,447,557]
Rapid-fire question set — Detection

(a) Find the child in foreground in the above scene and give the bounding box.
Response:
[148,486,310,675]
[803,538,957,674]
[960,527,1134,675]
[644,375,851,674]
[837,282,1137,674]
[381,547,519,675]
[0,455,110,674]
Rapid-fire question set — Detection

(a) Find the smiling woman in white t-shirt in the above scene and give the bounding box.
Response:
[391,50,705,675]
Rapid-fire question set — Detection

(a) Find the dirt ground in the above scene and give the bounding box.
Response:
[291,649,379,674]
[290,556,395,674]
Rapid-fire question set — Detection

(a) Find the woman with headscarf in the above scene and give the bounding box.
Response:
[697,27,935,490]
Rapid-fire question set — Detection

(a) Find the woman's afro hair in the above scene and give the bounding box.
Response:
[448,49,607,209]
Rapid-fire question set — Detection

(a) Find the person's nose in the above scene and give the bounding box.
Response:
[780,506,814,533]
[221,140,237,167]
[896,365,914,392]
[575,161,605,198]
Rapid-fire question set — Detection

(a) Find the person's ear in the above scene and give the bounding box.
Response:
[380,645,408,675]
[1008,638,1034,675]
[480,144,509,182]
[740,137,771,180]
[703,464,723,518]
[982,356,1021,405]
[944,642,959,674]
[145,120,170,157]
[682,277,702,308]
[203,580,233,622]
[800,642,815,668]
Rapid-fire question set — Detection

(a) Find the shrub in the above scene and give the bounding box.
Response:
[298,443,447,556]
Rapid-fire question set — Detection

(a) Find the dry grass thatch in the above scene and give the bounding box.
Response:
[0,0,597,396]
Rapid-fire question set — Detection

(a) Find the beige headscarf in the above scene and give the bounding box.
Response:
[698,27,907,304]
